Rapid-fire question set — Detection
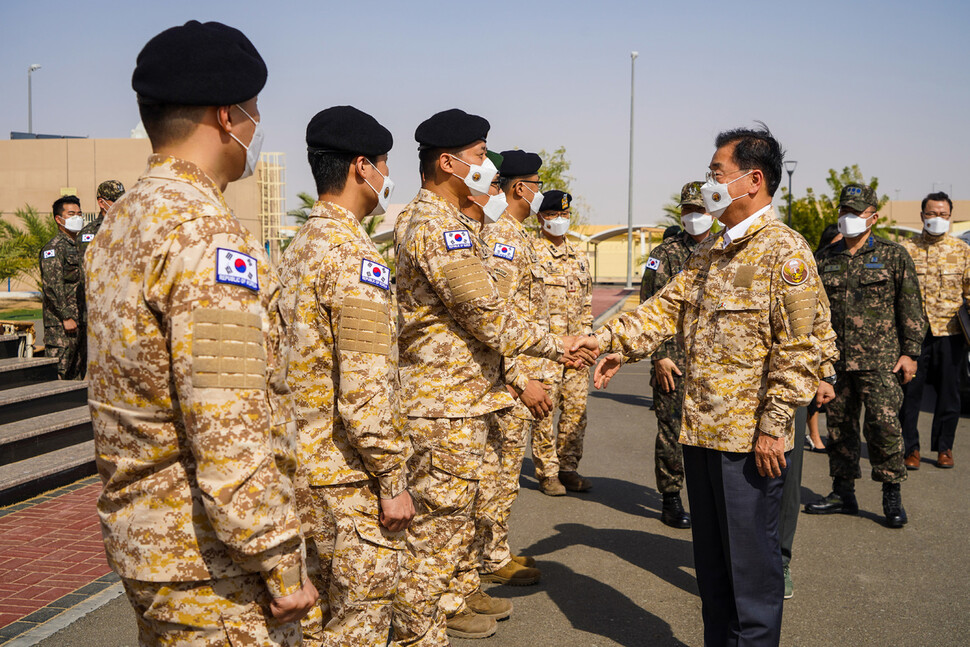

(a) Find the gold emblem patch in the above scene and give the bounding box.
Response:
[712,192,722,202]
[472,172,481,181]
[561,195,568,209]
[383,187,390,198]
[781,257,808,286]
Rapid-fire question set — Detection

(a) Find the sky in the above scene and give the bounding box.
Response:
[1,0,968,226]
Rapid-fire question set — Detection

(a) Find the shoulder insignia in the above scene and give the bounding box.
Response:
[493,242,516,260]
[360,259,390,290]
[216,248,259,292]
[43,249,55,259]
[444,229,472,250]
[80,233,95,243]
[646,257,661,271]
[781,257,808,286]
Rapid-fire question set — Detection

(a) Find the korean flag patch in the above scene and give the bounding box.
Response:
[360,258,390,290]
[216,248,259,292]
[444,230,472,250]
[43,249,55,259]
[80,233,95,243]
[493,242,515,260]
[646,257,661,271]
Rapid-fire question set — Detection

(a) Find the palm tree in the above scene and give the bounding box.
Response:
[280,191,392,266]
[0,205,59,290]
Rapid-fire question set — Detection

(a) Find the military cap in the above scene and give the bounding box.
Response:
[663,225,683,241]
[679,181,706,209]
[499,150,542,178]
[839,183,879,212]
[97,180,125,202]
[539,190,572,213]
[486,150,504,171]
[414,109,489,150]
[132,21,267,105]
[305,106,392,156]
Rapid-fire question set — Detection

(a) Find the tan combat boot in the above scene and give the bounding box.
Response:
[539,476,566,496]
[446,607,497,639]
[558,470,592,492]
[480,559,541,586]
[466,588,513,620]
[511,554,536,567]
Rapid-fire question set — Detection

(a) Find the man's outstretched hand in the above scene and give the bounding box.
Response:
[593,353,624,389]
[560,335,600,368]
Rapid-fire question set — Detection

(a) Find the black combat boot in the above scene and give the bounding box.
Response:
[661,492,691,529]
[882,482,908,529]
[804,478,859,515]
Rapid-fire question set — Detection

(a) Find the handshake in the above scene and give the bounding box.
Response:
[559,334,601,369]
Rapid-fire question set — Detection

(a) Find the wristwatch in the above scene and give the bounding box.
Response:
[821,375,837,385]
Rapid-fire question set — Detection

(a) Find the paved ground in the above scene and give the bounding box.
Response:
[4,287,970,645]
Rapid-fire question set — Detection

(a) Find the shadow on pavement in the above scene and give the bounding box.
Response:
[496,559,689,647]
[588,390,653,408]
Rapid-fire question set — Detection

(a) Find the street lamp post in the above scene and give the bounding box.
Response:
[626,51,638,290]
[784,160,797,227]
[28,64,41,134]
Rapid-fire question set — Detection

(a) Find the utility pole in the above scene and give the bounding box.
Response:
[626,51,638,289]
[28,64,42,134]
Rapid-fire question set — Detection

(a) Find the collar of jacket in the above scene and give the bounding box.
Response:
[714,206,776,250]
[143,154,229,212]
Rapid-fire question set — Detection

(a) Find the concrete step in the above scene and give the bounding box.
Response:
[0,380,88,425]
[0,405,92,466]
[0,439,97,507]
[0,333,24,359]
[0,355,59,390]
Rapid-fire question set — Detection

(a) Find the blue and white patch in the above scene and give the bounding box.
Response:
[43,249,55,259]
[80,233,95,243]
[360,258,390,290]
[444,230,472,250]
[646,257,661,271]
[493,242,515,260]
[216,248,259,292]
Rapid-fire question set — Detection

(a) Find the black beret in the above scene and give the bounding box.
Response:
[132,21,267,105]
[539,190,572,212]
[498,150,542,178]
[306,106,392,156]
[415,109,489,149]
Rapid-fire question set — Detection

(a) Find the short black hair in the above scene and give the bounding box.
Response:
[921,191,953,213]
[137,99,207,147]
[52,195,80,217]
[418,146,465,182]
[714,122,784,196]
[817,223,841,252]
[499,175,531,192]
[309,150,375,196]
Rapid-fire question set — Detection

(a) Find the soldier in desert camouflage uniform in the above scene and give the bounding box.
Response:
[278,106,415,646]
[592,126,835,646]
[86,21,316,646]
[804,184,926,529]
[78,179,124,260]
[391,109,598,644]
[639,181,714,529]
[531,190,595,496]
[40,195,86,380]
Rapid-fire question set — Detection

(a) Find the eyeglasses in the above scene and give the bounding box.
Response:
[922,211,951,218]
[519,180,544,191]
[705,168,750,183]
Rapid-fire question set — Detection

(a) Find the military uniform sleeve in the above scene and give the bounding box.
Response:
[896,247,928,358]
[40,243,78,322]
[415,224,563,361]
[646,247,680,363]
[580,252,594,334]
[593,266,688,361]
[144,223,304,599]
[759,244,824,439]
[813,284,838,379]
[326,243,412,500]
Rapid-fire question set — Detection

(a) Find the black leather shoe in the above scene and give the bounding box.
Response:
[882,483,908,529]
[804,491,859,515]
[661,493,691,529]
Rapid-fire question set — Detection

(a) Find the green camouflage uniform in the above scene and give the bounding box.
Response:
[639,230,700,494]
[80,180,125,260]
[817,234,926,483]
[40,231,86,380]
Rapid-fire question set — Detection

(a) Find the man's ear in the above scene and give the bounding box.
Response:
[749,169,764,195]
[438,152,455,175]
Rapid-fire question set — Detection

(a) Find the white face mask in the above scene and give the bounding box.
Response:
[64,215,85,232]
[227,104,263,180]
[449,155,497,196]
[700,171,752,219]
[924,217,950,236]
[543,216,570,237]
[682,211,713,236]
[525,185,545,215]
[838,214,870,238]
[480,192,508,223]
[363,160,394,217]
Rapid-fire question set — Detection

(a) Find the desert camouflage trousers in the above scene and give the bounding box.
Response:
[532,365,589,479]
[825,369,907,483]
[121,574,300,647]
[300,481,405,647]
[392,416,486,646]
[653,372,686,494]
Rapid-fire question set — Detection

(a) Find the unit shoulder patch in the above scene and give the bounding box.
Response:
[360,258,390,290]
[645,257,661,271]
[43,249,55,259]
[80,233,95,243]
[493,242,516,260]
[216,248,259,291]
[780,257,809,286]
[444,229,473,250]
